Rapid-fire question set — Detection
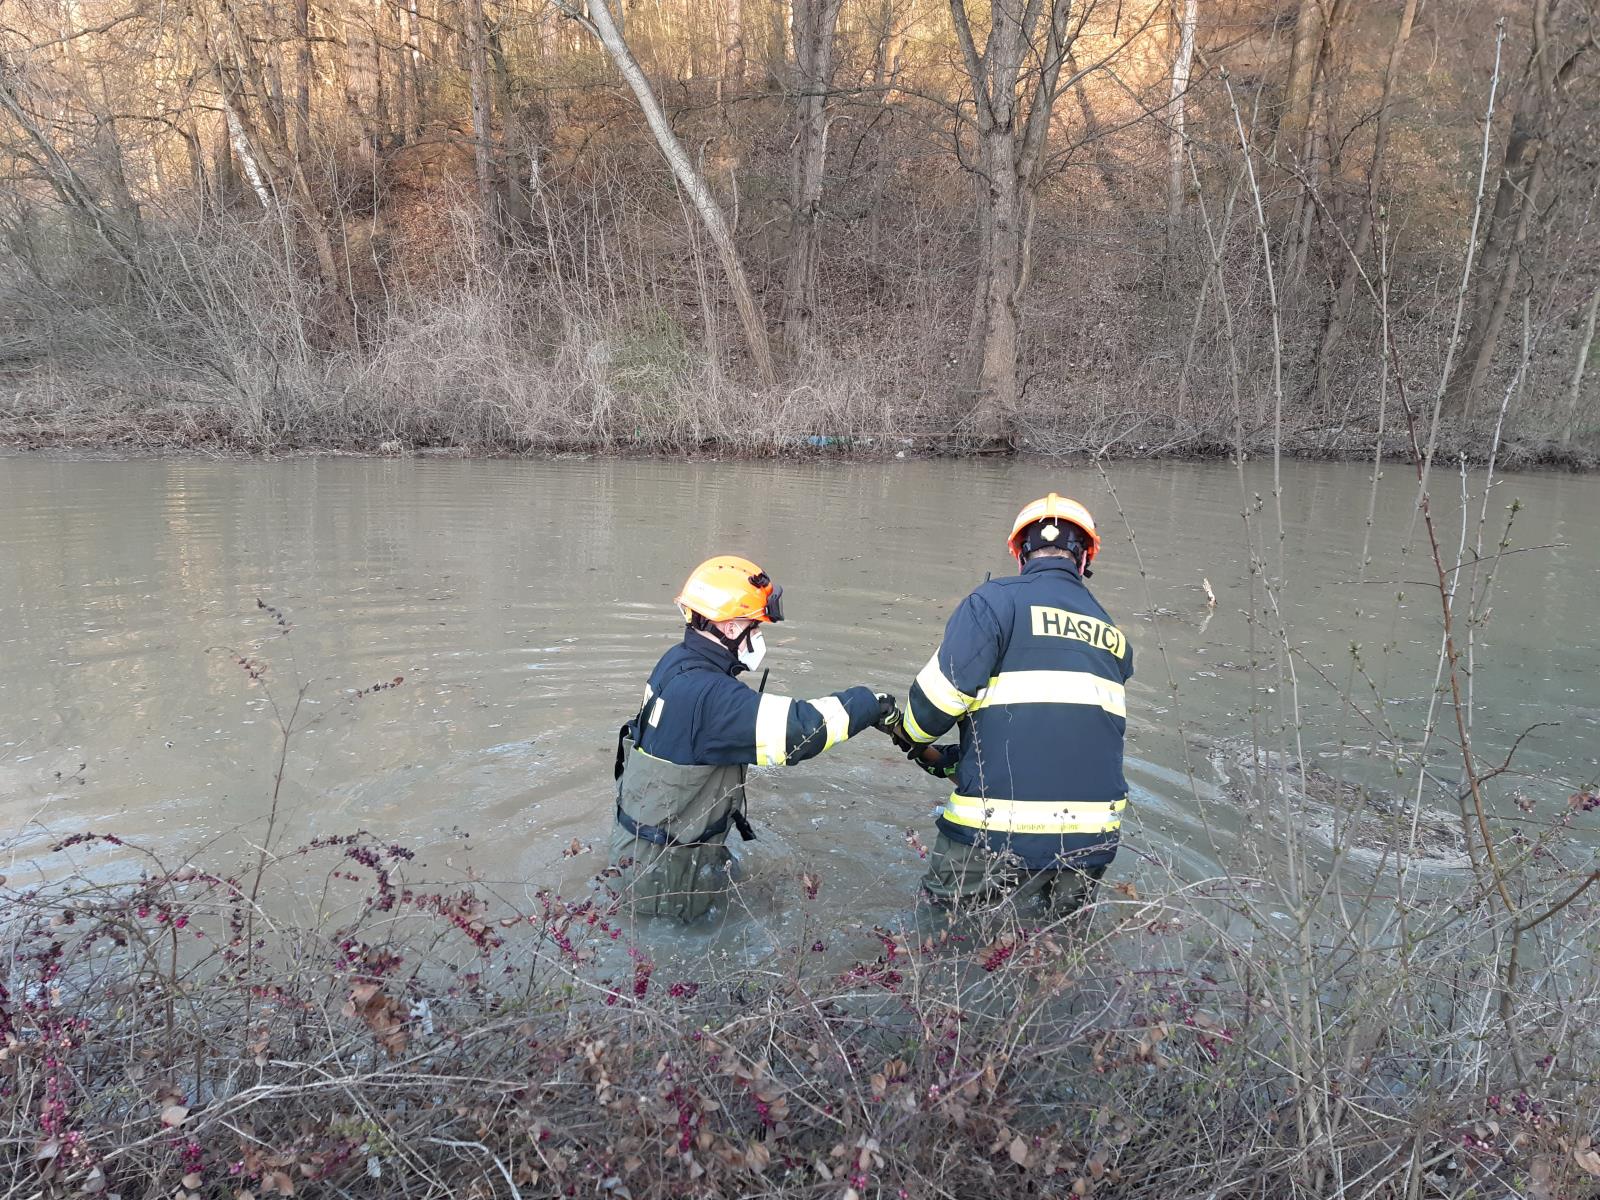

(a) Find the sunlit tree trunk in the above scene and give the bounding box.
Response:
[781,0,844,355]
[1164,0,1198,273]
[561,0,778,386]
[1308,0,1416,405]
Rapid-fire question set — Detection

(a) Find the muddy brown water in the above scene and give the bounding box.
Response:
[3,454,1596,957]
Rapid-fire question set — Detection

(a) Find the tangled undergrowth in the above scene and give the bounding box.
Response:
[4,793,1600,1200]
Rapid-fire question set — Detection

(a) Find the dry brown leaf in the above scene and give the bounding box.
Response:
[1008,1135,1030,1166]
[182,1173,202,1189]
[160,1105,189,1127]
[1574,1147,1600,1176]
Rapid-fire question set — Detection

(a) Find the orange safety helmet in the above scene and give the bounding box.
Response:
[1007,492,1101,569]
[675,555,784,624]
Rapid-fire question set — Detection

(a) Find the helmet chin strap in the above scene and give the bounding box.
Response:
[692,613,758,666]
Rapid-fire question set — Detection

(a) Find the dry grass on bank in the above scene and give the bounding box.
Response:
[3,196,1591,466]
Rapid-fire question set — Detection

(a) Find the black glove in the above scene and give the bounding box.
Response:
[873,694,918,753]
[912,743,961,779]
[873,692,899,726]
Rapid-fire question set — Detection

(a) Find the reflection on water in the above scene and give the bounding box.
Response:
[2,454,1596,950]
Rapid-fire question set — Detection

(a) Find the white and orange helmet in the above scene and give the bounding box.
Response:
[675,556,785,624]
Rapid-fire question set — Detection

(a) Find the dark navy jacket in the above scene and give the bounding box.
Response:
[903,556,1133,869]
[632,630,881,767]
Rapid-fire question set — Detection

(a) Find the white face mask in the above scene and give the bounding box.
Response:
[736,628,767,673]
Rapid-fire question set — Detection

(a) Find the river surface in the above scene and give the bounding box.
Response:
[3,454,1596,952]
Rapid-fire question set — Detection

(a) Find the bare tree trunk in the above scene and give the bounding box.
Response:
[1277,0,1323,158]
[0,60,145,274]
[344,0,382,158]
[202,0,357,341]
[725,0,747,83]
[1309,0,1417,405]
[781,0,844,355]
[1164,0,1198,271]
[408,0,426,121]
[488,26,534,227]
[1454,151,1546,421]
[562,0,778,386]
[1446,2,1589,418]
[464,0,497,250]
[949,0,1075,444]
[224,101,274,207]
[59,1,141,239]
[294,0,312,155]
[395,0,414,141]
[1281,0,1345,298]
[767,0,790,90]
[1564,286,1599,447]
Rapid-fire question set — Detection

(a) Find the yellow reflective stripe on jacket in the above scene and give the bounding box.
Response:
[976,670,1126,718]
[811,696,850,751]
[916,654,976,718]
[902,704,935,745]
[942,793,1127,835]
[755,694,793,766]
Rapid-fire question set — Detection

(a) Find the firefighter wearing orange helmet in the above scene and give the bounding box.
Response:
[879,493,1132,917]
[610,555,893,922]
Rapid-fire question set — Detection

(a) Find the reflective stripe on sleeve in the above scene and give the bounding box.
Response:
[941,793,1127,835]
[976,670,1126,718]
[915,654,976,718]
[810,696,851,751]
[755,694,793,766]
[902,704,935,744]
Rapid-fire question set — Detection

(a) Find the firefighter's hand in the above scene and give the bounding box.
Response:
[873,695,917,753]
[911,743,961,779]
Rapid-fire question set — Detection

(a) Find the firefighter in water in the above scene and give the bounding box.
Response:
[611,555,892,922]
[879,493,1133,917]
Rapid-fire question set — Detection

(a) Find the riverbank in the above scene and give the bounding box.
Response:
[3,391,1594,471]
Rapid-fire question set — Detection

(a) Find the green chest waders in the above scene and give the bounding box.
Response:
[610,732,750,923]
